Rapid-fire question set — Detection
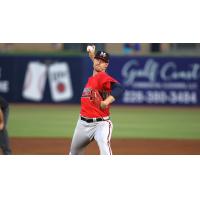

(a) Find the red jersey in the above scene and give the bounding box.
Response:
[80,72,118,118]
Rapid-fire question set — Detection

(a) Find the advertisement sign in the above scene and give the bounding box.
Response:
[109,57,200,105]
[0,55,200,105]
[22,61,47,101]
[0,55,82,103]
[48,62,73,102]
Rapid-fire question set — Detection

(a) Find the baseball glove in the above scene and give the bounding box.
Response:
[90,89,103,108]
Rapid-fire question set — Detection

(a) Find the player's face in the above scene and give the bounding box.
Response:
[93,58,108,72]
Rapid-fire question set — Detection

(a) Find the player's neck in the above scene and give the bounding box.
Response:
[93,70,105,76]
[93,70,98,76]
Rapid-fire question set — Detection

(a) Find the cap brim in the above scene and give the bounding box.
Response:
[94,56,109,63]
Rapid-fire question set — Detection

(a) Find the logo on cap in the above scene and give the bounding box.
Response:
[95,51,109,63]
[100,52,106,57]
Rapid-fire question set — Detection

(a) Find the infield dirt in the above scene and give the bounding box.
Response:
[5,137,200,155]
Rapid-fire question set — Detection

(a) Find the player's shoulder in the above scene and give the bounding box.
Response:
[97,72,118,83]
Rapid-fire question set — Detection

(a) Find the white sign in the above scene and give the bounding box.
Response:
[22,62,47,101]
[22,61,73,102]
[48,62,73,102]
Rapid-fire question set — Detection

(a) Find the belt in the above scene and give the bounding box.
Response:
[81,116,109,123]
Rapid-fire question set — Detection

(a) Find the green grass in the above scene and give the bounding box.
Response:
[8,104,200,139]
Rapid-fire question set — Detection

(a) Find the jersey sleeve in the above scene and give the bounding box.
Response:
[98,72,118,90]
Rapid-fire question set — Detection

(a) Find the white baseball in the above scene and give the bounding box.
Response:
[87,45,94,52]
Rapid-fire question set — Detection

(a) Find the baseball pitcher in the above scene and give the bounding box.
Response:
[69,45,124,155]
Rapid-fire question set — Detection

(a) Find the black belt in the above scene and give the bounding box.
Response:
[81,116,109,123]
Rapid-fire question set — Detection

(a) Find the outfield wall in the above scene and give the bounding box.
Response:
[0,55,200,105]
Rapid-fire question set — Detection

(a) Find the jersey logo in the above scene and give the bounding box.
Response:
[82,88,92,98]
[82,88,110,101]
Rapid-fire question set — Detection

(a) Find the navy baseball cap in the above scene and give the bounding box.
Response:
[94,51,110,63]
